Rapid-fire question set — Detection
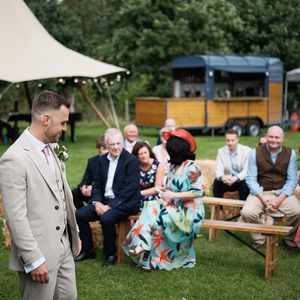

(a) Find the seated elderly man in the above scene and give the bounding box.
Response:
[76,128,141,264]
[241,126,300,249]
[123,123,139,153]
[213,129,251,200]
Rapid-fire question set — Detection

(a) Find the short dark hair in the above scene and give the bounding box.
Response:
[96,135,106,150]
[225,129,238,136]
[132,141,156,160]
[166,136,195,166]
[31,90,70,117]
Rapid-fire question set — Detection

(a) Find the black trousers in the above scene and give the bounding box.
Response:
[76,203,135,257]
[213,179,249,200]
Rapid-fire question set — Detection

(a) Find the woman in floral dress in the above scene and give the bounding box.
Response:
[132,141,164,208]
[123,129,204,270]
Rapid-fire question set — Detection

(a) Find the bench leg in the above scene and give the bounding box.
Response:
[265,236,278,280]
[209,206,221,241]
[116,219,130,264]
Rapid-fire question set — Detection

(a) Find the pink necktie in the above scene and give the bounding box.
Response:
[42,145,50,164]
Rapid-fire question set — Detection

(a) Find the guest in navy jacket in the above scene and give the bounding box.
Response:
[72,135,107,210]
[75,128,141,264]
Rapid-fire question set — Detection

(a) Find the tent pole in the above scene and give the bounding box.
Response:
[94,82,114,126]
[78,85,111,128]
[106,85,120,129]
[23,82,32,109]
[0,83,14,101]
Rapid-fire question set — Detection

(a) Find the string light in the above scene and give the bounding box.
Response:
[93,78,98,83]
[126,70,131,76]
[38,83,43,88]
[74,78,79,83]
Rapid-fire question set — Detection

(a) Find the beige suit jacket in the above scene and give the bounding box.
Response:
[0,131,79,272]
[215,143,251,181]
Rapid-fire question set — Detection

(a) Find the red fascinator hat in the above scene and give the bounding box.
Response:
[163,128,197,152]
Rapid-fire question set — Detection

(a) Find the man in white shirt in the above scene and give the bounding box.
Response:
[76,128,141,265]
[213,129,251,200]
[123,123,139,153]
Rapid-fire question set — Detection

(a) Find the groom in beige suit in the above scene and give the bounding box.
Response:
[0,90,81,299]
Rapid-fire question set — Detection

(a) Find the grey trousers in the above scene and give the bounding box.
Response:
[240,191,300,245]
[19,234,77,300]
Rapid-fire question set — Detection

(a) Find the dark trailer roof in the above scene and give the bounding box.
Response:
[172,55,283,82]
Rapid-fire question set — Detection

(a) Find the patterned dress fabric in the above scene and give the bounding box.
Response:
[140,159,160,205]
[123,160,204,270]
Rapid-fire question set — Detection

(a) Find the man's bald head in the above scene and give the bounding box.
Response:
[266,126,284,152]
[267,126,284,138]
[124,123,139,142]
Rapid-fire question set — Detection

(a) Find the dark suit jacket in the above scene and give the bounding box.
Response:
[78,155,101,188]
[91,149,141,213]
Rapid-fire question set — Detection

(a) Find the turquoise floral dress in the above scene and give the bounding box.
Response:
[123,160,204,270]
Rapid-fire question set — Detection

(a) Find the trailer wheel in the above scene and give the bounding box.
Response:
[247,122,260,137]
[229,121,243,136]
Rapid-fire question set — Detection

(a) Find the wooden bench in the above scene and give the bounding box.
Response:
[202,220,292,279]
[117,216,291,279]
[116,197,292,279]
[203,196,245,241]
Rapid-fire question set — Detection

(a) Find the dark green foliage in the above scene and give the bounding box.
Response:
[6,1,300,109]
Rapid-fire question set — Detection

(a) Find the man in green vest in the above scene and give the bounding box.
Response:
[241,126,300,249]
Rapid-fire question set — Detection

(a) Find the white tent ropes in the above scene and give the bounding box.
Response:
[0,0,126,127]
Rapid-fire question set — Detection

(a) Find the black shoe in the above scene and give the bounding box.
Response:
[103,255,117,266]
[74,251,96,262]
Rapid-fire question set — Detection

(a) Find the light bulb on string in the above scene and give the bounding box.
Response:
[58,78,65,84]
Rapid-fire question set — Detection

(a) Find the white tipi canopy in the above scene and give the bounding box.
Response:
[0,0,125,83]
[286,68,300,82]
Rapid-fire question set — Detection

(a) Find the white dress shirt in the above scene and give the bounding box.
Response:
[104,153,120,198]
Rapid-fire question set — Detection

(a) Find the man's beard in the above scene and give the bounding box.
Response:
[45,128,60,143]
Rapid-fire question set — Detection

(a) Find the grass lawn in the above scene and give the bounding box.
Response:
[1,122,300,300]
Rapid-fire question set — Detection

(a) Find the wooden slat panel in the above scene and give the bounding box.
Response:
[167,99,205,127]
[268,83,283,123]
[135,98,166,127]
[228,101,248,118]
[248,100,268,122]
[207,101,228,126]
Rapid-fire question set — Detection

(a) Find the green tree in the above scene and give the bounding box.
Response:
[230,0,300,70]
[103,0,243,96]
